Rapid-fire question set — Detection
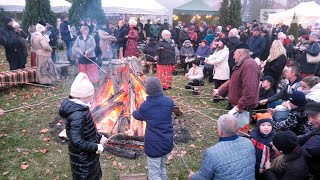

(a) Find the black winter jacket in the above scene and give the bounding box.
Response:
[226,36,241,73]
[59,99,102,180]
[60,21,73,42]
[264,147,309,180]
[115,26,128,49]
[299,42,320,74]
[156,39,176,65]
[143,41,158,62]
[299,127,320,176]
[178,30,190,48]
[263,54,287,80]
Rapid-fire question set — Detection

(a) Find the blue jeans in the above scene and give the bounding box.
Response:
[267,100,283,109]
[147,154,168,180]
[64,40,73,62]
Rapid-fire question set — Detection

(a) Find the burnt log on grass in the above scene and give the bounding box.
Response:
[104,145,137,159]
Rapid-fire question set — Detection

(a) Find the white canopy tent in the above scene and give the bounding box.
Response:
[0,0,71,13]
[268,1,320,27]
[101,0,169,16]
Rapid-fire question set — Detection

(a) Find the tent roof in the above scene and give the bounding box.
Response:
[268,1,320,27]
[173,0,217,15]
[0,0,71,13]
[101,0,169,15]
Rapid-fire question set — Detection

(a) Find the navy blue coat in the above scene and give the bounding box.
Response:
[60,21,73,42]
[132,92,174,158]
[300,42,320,74]
[115,26,128,49]
[249,34,266,59]
[298,127,320,176]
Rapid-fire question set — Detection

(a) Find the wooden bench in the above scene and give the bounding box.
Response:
[0,67,36,88]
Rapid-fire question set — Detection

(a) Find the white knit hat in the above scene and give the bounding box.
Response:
[36,23,46,33]
[70,73,94,98]
[129,19,137,26]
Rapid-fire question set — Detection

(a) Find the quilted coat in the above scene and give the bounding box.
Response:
[59,99,102,180]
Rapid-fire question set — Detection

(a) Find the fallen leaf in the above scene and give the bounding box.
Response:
[112,161,117,166]
[40,128,49,134]
[40,149,48,153]
[20,162,29,170]
[56,122,62,126]
[189,144,196,148]
[167,154,174,161]
[42,137,51,142]
[118,165,127,170]
[0,132,7,138]
[106,155,114,159]
[2,172,8,176]
[200,100,208,105]
[22,130,27,136]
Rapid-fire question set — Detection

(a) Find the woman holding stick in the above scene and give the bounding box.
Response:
[72,26,99,86]
[155,30,176,90]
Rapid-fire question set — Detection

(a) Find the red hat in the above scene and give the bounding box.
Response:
[189,26,195,31]
[201,40,208,45]
[301,34,309,40]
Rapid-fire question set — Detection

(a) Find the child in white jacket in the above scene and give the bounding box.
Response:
[185,59,204,95]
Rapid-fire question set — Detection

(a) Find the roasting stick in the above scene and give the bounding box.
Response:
[0,81,54,88]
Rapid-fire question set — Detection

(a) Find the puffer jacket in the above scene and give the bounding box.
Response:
[59,99,102,180]
[156,39,176,65]
[132,92,174,158]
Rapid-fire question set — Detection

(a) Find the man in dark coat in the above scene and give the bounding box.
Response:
[214,44,260,131]
[60,15,74,63]
[160,19,169,32]
[249,27,266,59]
[115,20,128,57]
[144,19,151,38]
[0,17,26,70]
[137,18,144,33]
[261,29,271,61]
[226,29,242,76]
[45,22,58,63]
[299,32,320,77]
[133,77,174,180]
[272,24,282,42]
[179,26,190,49]
[239,26,249,44]
[196,26,207,50]
[299,102,320,179]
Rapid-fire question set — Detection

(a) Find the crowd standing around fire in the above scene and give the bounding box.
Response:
[1,14,320,180]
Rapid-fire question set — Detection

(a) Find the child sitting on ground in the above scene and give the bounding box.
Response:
[250,118,276,180]
[269,91,312,135]
[180,40,195,73]
[257,76,275,110]
[185,59,204,95]
[132,77,174,180]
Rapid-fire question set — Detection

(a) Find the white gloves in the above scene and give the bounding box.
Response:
[100,135,107,145]
[228,106,239,115]
[96,144,104,154]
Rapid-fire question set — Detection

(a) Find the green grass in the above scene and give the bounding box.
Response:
[0,46,227,179]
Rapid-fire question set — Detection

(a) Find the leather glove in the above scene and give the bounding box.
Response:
[100,135,107,145]
[96,144,104,154]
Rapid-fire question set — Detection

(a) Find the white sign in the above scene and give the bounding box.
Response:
[260,9,286,23]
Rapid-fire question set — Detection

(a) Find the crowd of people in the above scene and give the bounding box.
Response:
[1,14,320,180]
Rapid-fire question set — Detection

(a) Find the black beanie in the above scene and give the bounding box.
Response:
[1,16,12,25]
[272,131,298,154]
[192,59,200,66]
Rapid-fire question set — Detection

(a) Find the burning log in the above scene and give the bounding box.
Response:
[104,145,137,159]
[92,101,124,123]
